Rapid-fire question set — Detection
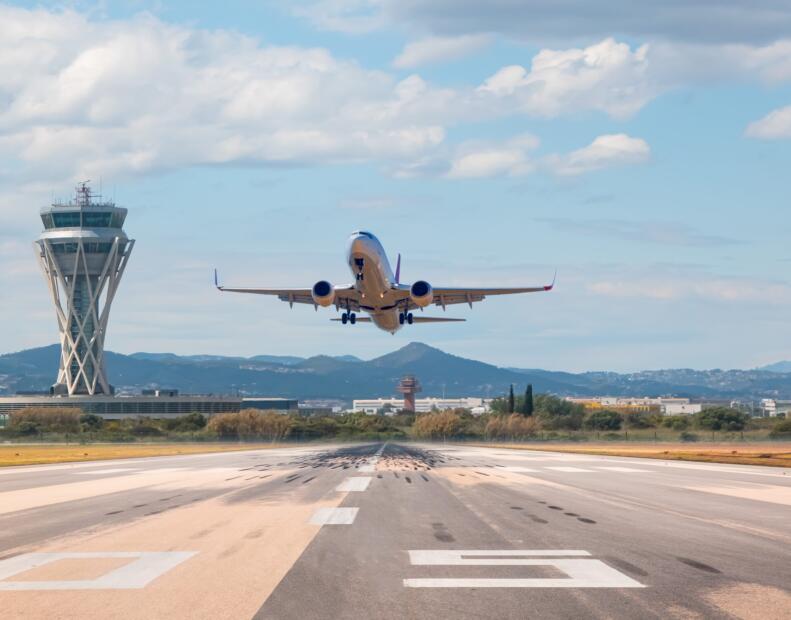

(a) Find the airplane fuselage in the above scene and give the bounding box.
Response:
[346,231,406,333]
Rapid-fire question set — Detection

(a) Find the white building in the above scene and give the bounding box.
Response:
[352,397,491,415]
[565,396,700,415]
[661,403,702,416]
[761,399,791,417]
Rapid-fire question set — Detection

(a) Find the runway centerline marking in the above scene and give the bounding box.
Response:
[546,467,595,473]
[598,467,649,473]
[404,550,645,589]
[309,507,359,525]
[336,477,372,492]
[0,551,196,591]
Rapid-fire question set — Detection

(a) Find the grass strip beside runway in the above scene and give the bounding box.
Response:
[0,442,293,467]
[459,442,791,467]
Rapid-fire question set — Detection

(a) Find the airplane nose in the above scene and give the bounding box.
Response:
[350,237,367,255]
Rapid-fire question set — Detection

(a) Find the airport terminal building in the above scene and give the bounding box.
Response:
[0,395,298,424]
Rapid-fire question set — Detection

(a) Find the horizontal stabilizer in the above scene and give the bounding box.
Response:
[330,317,372,322]
[411,317,466,323]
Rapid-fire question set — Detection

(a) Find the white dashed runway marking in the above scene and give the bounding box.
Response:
[74,468,138,475]
[598,467,650,473]
[546,467,595,473]
[503,466,537,473]
[336,477,372,492]
[309,507,359,525]
[403,550,645,589]
[0,551,196,591]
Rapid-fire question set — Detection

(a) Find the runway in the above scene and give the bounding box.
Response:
[0,442,789,619]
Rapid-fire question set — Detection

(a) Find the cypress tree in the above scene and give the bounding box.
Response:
[523,384,534,416]
[508,384,515,414]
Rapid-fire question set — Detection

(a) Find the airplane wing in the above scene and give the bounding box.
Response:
[330,316,465,323]
[215,271,361,310]
[399,274,555,310]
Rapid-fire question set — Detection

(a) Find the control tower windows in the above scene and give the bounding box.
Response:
[52,212,81,228]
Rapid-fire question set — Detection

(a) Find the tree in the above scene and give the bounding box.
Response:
[508,384,515,414]
[534,394,585,430]
[522,384,534,416]
[583,410,623,431]
[695,407,749,431]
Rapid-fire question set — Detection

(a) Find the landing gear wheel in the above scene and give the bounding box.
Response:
[350,313,357,325]
[341,313,348,325]
[399,313,405,325]
[407,312,414,325]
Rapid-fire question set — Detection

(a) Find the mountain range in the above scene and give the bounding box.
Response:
[1,343,790,401]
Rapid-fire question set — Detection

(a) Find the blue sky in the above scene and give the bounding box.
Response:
[0,0,789,371]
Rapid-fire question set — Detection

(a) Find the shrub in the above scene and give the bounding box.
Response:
[769,419,791,438]
[10,408,81,434]
[662,415,690,431]
[679,431,699,442]
[413,411,463,439]
[79,414,104,432]
[535,395,584,430]
[207,410,293,440]
[695,407,749,431]
[584,410,623,431]
[484,414,541,440]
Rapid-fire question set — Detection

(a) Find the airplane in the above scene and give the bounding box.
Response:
[215,230,554,334]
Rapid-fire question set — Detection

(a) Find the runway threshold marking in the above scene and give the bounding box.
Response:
[403,550,645,589]
[0,551,196,591]
[309,507,359,525]
[336,477,372,492]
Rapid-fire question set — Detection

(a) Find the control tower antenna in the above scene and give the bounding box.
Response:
[35,182,135,396]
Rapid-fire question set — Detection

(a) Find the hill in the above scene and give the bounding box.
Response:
[2,342,791,401]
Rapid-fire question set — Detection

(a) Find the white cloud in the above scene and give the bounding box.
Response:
[0,6,453,183]
[445,133,650,179]
[478,38,655,119]
[545,134,650,176]
[588,273,791,304]
[745,105,791,139]
[447,134,538,179]
[292,0,385,34]
[393,34,491,69]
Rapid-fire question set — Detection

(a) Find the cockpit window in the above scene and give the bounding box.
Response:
[356,231,373,239]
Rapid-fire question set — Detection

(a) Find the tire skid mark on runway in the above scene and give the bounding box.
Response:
[676,557,721,574]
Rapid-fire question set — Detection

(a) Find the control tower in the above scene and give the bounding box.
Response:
[396,375,422,413]
[36,182,134,395]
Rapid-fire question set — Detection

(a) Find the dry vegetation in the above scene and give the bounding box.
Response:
[0,443,291,467]
[461,442,791,467]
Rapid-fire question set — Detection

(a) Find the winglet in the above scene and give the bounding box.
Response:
[395,253,401,284]
[214,268,222,290]
[544,269,557,291]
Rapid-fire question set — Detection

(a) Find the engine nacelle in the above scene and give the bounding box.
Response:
[410,280,433,308]
[311,280,335,307]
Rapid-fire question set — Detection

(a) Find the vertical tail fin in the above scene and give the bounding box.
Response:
[395,253,401,284]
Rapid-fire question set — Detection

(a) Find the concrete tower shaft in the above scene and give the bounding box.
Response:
[396,375,422,413]
[35,183,134,396]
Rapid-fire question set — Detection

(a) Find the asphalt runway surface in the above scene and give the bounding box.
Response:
[0,442,790,619]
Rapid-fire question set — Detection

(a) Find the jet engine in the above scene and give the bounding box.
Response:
[409,280,433,307]
[311,280,335,307]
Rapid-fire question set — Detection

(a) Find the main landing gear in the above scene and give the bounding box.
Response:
[399,312,414,325]
[341,312,357,325]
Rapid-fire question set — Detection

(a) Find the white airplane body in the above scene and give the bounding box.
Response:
[216,231,554,334]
